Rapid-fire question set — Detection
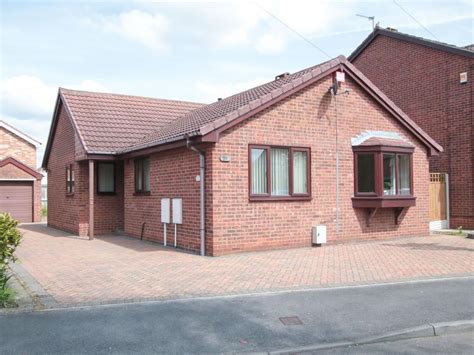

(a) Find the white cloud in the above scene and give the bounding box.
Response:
[90,9,169,50]
[1,75,108,167]
[1,75,56,117]
[256,32,286,54]
[194,77,268,103]
[175,1,354,55]
[1,75,107,119]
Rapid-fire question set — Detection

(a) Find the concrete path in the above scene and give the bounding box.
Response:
[1,277,473,354]
[14,224,474,307]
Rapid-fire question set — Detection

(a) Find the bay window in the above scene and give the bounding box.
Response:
[97,162,115,194]
[352,145,415,208]
[249,145,310,200]
[383,154,396,195]
[357,154,375,194]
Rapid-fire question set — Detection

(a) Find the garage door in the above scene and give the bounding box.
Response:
[0,181,33,223]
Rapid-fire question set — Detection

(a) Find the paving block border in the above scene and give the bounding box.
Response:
[270,320,474,354]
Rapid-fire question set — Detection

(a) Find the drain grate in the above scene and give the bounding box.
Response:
[279,316,303,326]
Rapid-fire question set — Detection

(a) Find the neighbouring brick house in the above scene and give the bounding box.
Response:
[0,120,43,222]
[42,56,442,255]
[349,27,474,229]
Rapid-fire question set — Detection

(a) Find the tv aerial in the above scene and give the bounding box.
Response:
[357,14,376,32]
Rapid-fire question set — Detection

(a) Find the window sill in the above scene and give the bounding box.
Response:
[134,191,151,196]
[97,192,117,196]
[66,193,74,197]
[250,195,312,202]
[352,196,416,208]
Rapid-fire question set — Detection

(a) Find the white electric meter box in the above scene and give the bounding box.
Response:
[312,225,327,244]
[161,198,170,224]
[172,198,182,224]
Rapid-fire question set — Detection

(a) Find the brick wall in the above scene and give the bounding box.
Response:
[47,104,125,236]
[0,127,41,222]
[0,164,33,179]
[123,147,204,252]
[93,161,124,235]
[33,179,41,222]
[352,35,473,228]
[47,104,88,234]
[208,76,430,255]
[0,127,36,168]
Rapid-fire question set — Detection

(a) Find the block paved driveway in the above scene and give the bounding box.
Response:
[15,224,474,308]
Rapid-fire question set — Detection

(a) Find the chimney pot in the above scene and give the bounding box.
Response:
[275,72,290,81]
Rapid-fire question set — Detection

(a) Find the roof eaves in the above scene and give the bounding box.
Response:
[58,88,91,153]
[0,157,43,180]
[198,56,344,137]
[349,28,474,61]
[119,134,190,154]
[41,94,62,169]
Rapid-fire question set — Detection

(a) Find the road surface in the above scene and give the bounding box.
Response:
[1,276,473,353]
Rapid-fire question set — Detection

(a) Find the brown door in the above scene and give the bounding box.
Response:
[429,173,448,229]
[0,181,33,223]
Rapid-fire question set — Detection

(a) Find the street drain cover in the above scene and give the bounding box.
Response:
[279,316,303,326]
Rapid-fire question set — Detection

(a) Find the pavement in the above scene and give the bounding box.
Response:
[1,277,473,354]
[313,332,474,354]
[12,224,474,308]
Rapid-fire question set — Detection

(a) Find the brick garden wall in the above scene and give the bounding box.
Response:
[208,75,430,255]
[352,35,474,228]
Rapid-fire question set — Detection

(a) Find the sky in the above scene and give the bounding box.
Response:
[1,0,473,167]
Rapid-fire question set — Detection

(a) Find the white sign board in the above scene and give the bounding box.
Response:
[172,198,182,224]
[161,198,170,223]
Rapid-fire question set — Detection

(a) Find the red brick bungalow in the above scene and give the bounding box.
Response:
[349,27,474,229]
[42,56,442,256]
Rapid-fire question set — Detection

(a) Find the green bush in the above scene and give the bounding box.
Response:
[41,206,48,218]
[0,267,14,307]
[0,213,22,307]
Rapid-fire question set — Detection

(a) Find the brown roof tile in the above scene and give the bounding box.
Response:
[45,55,441,167]
[125,57,342,152]
[59,89,204,154]
[349,27,474,61]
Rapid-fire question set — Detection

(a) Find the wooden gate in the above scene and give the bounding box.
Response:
[429,173,449,230]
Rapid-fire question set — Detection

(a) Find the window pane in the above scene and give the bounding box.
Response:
[357,154,375,193]
[271,148,289,196]
[143,158,151,192]
[135,160,143,191]
[293,151,308,194]
[66,166,70,193]
[98,163,114,193]
[398,154,411,195]
[70,168,75,193]
[251,148,267,194]
[383,154,396,195]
